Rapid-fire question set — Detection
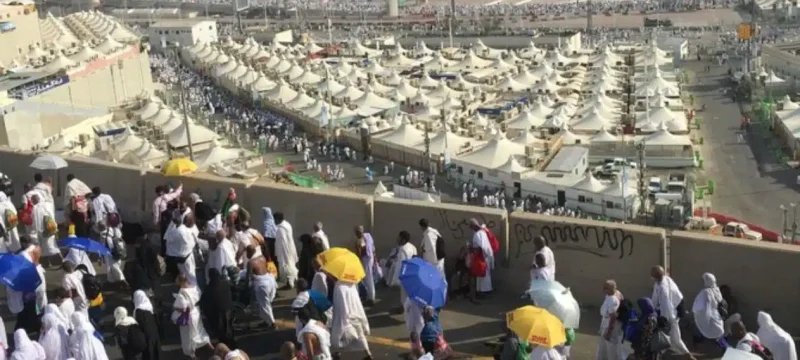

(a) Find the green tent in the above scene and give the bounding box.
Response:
[287,173,325,189]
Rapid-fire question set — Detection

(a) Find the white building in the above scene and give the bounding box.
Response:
[147,19,217,52]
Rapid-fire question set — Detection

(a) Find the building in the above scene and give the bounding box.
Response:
[147,19,218,52]
[0,2,43,67]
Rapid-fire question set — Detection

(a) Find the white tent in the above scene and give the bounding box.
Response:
[783,95,799,110]
[638,106,687,133]
[529,101,554,118]
[541,115,566,129]
[506,109,545,130]
[559,128,588,145]
[194,140,252,169]
[351,90,397,109]
[424,53,457,70]
[570,110,617,133]
[251,74,276,91]
[495,156,530,173]
[112,133,146,154]
[519,41,545,59]
[282,63,305,79]
[415,41,435,56]
[160,116,187,133]
[108,23,137,43]
[511,131,538,145]
[214,59,238,77]
[143,108,175,127]
[457,49,493,69]
[366,80,394,95]
[648,90,683,109]
[122,143,166,167]
[27,45,50,61]
[376,119,425,146]
[43,54,77,72]
[168,123,218,148]
[417,72,440,89]
[394,80,419,98]
[764,70,786,85]
[318,77,346,95]
[94,35,124,54]
[497,76,529,92]
[451,73,479,90]
[134,101,162,119]
[573,174,608,192]
[533,77,560,94]
[264,79,298,103]
[531,63,555,79]
[513,68,540,86]
[546,49,577,66]
[469,112,490,128]
[365,61,391,77]
[264,54,283,68]
[69,43,102,63]
[635,75,680,97]
[415,130,481,155]
[334,85,365,101]
[384,53,416,67]
[644,125,692,146]
[474,39,504,59]
[285,91,316,109]
[273,58,294,74]
[589,128,618,142]
[455,132,526,169]
[290,67,323,85]
[428,81,455,98]
[383,71,404,86]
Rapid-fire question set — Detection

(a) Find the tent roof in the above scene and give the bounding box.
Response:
[496,155,530,173]
[376,122,425,146]
[589,128,618,142]
[645,126,692,145]
[195,140,252,169]
[456,132,526,169]
[573,174,608,192]
[506,109,545,130]
[168,124,218,148]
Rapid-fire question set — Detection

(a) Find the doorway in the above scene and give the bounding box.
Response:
[557,190,566,206]
[513,182,522,198]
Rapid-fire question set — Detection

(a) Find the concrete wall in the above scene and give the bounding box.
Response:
[0,4,42,65]
[4,148,800,331]
[508,213,666,306]
[670,231,800,333]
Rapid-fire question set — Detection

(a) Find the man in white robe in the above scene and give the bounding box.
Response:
[419,219,444,280]
[61,261,88,316]
[469,219,493,294]
[233,223,262,265]
[90,187,118,230]
[651,266,693,357]
[97,222,126,284]
[533,235,556,278]
[31,195,60,261]
[247,246,278,330]
[692,273,725,342]
[274,212,298,289]
[32,175,55,215]
[354,226,377,305]
[331,280,372,359]
[391,231,417,306]
[530,253,555,283]
[595,280,626,360]
[166,215,199,285]
[205,230,236,282]
[0,192,20,252]
[313,222,330,250]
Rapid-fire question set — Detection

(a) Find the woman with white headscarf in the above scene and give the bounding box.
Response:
[756,311,798,360]
[692,273,725,341]
[69,312,108,360]
[133,290,161,360]
[39,313,70,360]
[43,304,71,331]
[114,307,146,360]
[0,191,20,252]
[10,329,45,360]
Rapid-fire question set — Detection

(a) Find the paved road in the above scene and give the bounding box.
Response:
[1,252,733,360]
[688,59,799,234]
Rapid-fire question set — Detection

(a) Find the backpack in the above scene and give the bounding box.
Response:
[71,195,88,214]
[117,324,147,353]
[81,271,102,300]
[108,230,127,261]
[482,227,500,254]
[741,339,773,360]
[435,235,446,261]
[19,199,33,226]
[43,215,58,237]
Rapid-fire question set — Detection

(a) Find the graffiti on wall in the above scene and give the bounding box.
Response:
[513,221,634,260]
[436,209,497,242]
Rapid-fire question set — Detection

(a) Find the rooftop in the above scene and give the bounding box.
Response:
[149,19,214,28]
[544,146,588,173]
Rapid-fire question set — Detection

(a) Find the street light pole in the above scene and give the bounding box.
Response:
[173,46,194,161]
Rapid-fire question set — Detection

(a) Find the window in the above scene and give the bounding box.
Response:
[605,201,614,208]
[457,166,463,174]
[578,195,585,203]
[614,203,622,209]
[477,172,483,179]
[585,197,594,203]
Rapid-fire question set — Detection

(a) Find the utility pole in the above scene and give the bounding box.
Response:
[586,0,593,47]
[637,141,647,219]
[173,46,194,161]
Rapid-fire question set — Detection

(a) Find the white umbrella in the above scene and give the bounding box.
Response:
[30,154,68,170]
[721,348,762,360]
[526,280,581,329]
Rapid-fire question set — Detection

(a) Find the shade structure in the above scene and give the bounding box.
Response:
[334,85,364,102]
[285,91,316,110]
[194,140,250,169]
[414,130,482,156]
[376,122,425,146]
[506,109,545,130]
[43,54,77,72]
[455,132,526,169]
[94,34,124,54]
[590,128,618,142]
[497,76,529,92]
[417,72,440,89]
[495,155,530,173]
[506,305,567,347]
[112,133,146,153]
[573,174,608,192]
[30,154,68,170]
[635,75,680,97]
[168,124,218,148]
[264,80,298,103]
[350,90,396,110]
[162,157,197,176]
[424,53,456,70]
[317,247,365,283]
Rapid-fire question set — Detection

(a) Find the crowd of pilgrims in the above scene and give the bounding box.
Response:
[0,172,799,360]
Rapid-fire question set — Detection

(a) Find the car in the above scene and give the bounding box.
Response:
[647,177,663,195]
[593,162,637,177]
[723,222,763,241]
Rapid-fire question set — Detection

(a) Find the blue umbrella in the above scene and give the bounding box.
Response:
[398,257,447,309]
[58,237,111,256]
[0,253,42,292]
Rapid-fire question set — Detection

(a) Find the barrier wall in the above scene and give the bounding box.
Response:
[508,213,666,306]
[5,148,800,331]
[670,231,800,333]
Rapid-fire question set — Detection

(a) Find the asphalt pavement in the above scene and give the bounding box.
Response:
[688,58,799,234]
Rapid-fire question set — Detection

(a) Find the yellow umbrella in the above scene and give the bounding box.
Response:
[316,247,365,283]
[162,158,197,176]
[506,305,567,347]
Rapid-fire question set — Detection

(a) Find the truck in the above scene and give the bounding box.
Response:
[723,222,763,241]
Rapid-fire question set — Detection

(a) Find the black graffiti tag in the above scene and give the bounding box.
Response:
[514,223,634,259]
[437,210,497,241]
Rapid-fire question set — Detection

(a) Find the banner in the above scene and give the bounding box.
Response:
[9,76,70,100]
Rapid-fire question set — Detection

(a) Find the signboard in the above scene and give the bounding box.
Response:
[738,23,752,40]
[9,76,70,100]
[234,0,249,12]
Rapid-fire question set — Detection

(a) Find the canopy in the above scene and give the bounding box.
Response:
[69,43,102,63]
[635,75,680,97]
[573,174,608,192]
[285,91,316,109]
[497,76,529,92]
[495,156,530,173]
[376,121,425,146]
[168,123,218,148]
[414,130,481,155]
[194,140,251,169]
[455,132,526,169]
[43,54,77,72]
[264,80,298,103]
[570,110,617,132]
[506,109,545,130]
[511,131,538,145]
[94,35,123,54]
[334,85,364,101]
[457,49,493,69]
[589,128,618,142]
[351,90,396,109]
[645,126,692,146]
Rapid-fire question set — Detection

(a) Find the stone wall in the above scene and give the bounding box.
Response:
[2,148,799,331]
